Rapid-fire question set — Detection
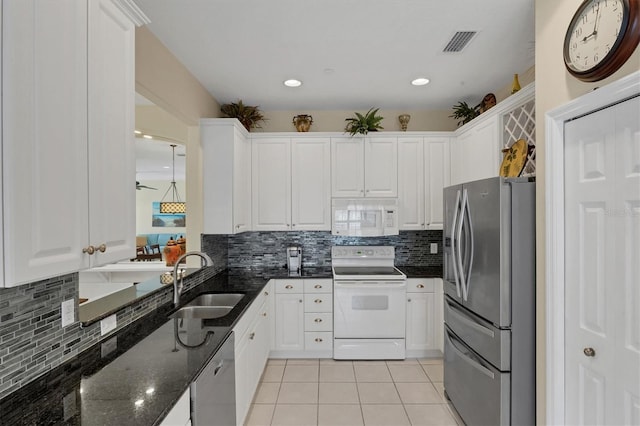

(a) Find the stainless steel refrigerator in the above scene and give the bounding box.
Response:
[443,177,535,426]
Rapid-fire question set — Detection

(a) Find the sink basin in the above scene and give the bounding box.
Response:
[171,306,234,319]
[185,293,244,308]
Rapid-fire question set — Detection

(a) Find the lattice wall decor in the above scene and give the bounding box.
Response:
[503,99,536,176]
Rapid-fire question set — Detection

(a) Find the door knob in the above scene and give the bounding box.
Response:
[583,347,596,357]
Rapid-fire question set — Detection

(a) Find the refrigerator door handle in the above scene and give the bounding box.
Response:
[446,298,494,337]
[450,189,462,298]
[446,329,495,379]
[456,191,467,300]
[461,188,474,298]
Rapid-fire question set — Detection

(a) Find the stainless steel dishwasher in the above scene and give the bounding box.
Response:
[191,333,236,426]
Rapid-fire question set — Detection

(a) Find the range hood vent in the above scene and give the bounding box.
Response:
[443,31,477,53]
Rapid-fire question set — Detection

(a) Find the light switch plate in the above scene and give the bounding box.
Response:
[430,243,438,254]
[61,299,75,327]
[100,314,117,336]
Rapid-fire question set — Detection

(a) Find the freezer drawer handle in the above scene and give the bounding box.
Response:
[446,299,495,337]
[446,331,495,379]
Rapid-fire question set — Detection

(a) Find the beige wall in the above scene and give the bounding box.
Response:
[135,104,189,142]
[535,1,640,423]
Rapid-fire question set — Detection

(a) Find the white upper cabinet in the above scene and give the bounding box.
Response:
[291,138,331,231]
[1,0,143,287]
[252,137,291,231]
[331,136,397,197]
[424,136,451,229]
[202,119,252,234]
[398,137,425,230]
[450,115,500,186]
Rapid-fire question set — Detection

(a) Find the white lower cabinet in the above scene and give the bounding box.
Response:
[234,281,273,426]
[405,278,444,357]
[159,389,191,426]
[272,278,333,358]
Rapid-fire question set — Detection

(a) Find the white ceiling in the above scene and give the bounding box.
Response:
[135,0,535,111]
[135,137,186,182]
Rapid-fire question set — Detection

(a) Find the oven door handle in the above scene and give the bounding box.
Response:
[334,282,407,290]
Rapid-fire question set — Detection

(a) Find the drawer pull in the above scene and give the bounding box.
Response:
[314,318,323,323]
[285,285,293,289]
[315,338,323,342]
[417,284,425,288]
[314,299,322,303]
[249,332,255,340]
[314,284,322,289]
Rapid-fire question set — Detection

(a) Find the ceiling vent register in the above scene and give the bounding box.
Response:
[443,31,477,53]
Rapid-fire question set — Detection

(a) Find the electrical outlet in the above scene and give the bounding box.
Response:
[100,314,117,336]
[430,243,438,254]
[61,299,75,327]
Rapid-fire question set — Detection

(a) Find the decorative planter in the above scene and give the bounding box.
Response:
[293,114,313,132]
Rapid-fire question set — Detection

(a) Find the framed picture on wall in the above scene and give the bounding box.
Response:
[151,202,186,227]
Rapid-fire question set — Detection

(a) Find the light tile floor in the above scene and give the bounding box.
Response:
[244,358,465,426]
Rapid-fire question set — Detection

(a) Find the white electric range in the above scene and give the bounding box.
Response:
[331,246,407,360]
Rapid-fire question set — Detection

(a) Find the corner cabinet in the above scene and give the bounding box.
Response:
[1,0,146,287]
[202,119,252,234]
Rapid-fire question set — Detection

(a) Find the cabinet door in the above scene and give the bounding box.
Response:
[234,327,251,426]
[451,116,499,185]
[252,138,291,231]
[87,0,136,265]
[291,138,331,230]
[274,293,304,351]
[2,0,90,286]
[365,137,398,197]
[406,291,436,351]
[331,137,364,197]
[233,128,251,233]
[424,137,450,229]
[398,137,425,230]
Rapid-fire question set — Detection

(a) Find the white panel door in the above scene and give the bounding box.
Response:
[88,0,136,266]
[274,293,304,351]
[398,137,425,230]
[2,0,90,286]
[233,128,251,233]
[365,136,398,197]
[424,137,450,229]
[564,96,640,426]
[331,137,364,197]
[291,137,331,230]
[252,138,291,231]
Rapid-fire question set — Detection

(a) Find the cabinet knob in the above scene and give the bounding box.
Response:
[262,312,267,317]
[314,318,323,323]
[314,299,322,303]
[299,299,303,303]
[366,189,370,193]
[315,338,323,342]
[408,298,412,302]
[292,224,296,227]
[583,347,596,357]
[97,244,107,253]
[417,284,424,288]
[314,285,322,289]
[236,225,240,229]
[82,245,95,255]
[264,291,269,296]
[249,332,255,340]
[285,285,293,289]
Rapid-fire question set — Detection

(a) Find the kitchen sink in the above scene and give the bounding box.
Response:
[170,293,245,320]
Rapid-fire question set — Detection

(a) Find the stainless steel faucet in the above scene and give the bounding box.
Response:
[173,251,214,307]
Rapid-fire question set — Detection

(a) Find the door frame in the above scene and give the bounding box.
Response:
[544,71,640,424]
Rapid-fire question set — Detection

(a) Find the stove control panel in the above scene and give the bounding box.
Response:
[331,246,395,259]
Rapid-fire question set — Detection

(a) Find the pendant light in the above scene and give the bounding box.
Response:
[159,144,186,214]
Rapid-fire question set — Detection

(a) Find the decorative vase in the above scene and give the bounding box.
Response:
[511,74,521,94]
[293,114,313,132]
[398,114,411,131]
[164,238,182,267]
[176,235,186,257]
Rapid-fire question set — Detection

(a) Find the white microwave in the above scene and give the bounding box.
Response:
[331,199,399,236]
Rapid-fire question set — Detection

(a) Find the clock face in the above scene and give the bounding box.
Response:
[565,0,627,73]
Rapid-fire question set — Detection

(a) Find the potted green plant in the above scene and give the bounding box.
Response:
[220,100,266,131]
[344,108,384,136]
[449,101,480,127]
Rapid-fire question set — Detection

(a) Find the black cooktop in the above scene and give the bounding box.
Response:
[333,266,404,276]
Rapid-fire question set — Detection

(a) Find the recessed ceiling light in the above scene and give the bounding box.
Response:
[142,134,153,139]
[134,130,142,135]
[411,78,430,86]
[284,79,302,87]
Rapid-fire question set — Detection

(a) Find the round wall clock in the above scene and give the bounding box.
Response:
[563,0,640,82]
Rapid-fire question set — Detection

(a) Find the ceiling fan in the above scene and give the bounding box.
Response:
[136,181,157,191]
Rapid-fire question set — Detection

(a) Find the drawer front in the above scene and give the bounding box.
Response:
[304,294,333,312]
[304,279,332,294]
[275,279,303,293]
[304,312,333,332]
[407,278,434,293]
[304,332,333,350]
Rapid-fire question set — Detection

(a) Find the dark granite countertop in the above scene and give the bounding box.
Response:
[227,266,334,279]
[397,265,443,278]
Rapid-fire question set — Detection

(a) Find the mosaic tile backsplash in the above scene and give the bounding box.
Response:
[214,230,443,269]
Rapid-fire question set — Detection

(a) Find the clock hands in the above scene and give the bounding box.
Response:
[582,2,601,42]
